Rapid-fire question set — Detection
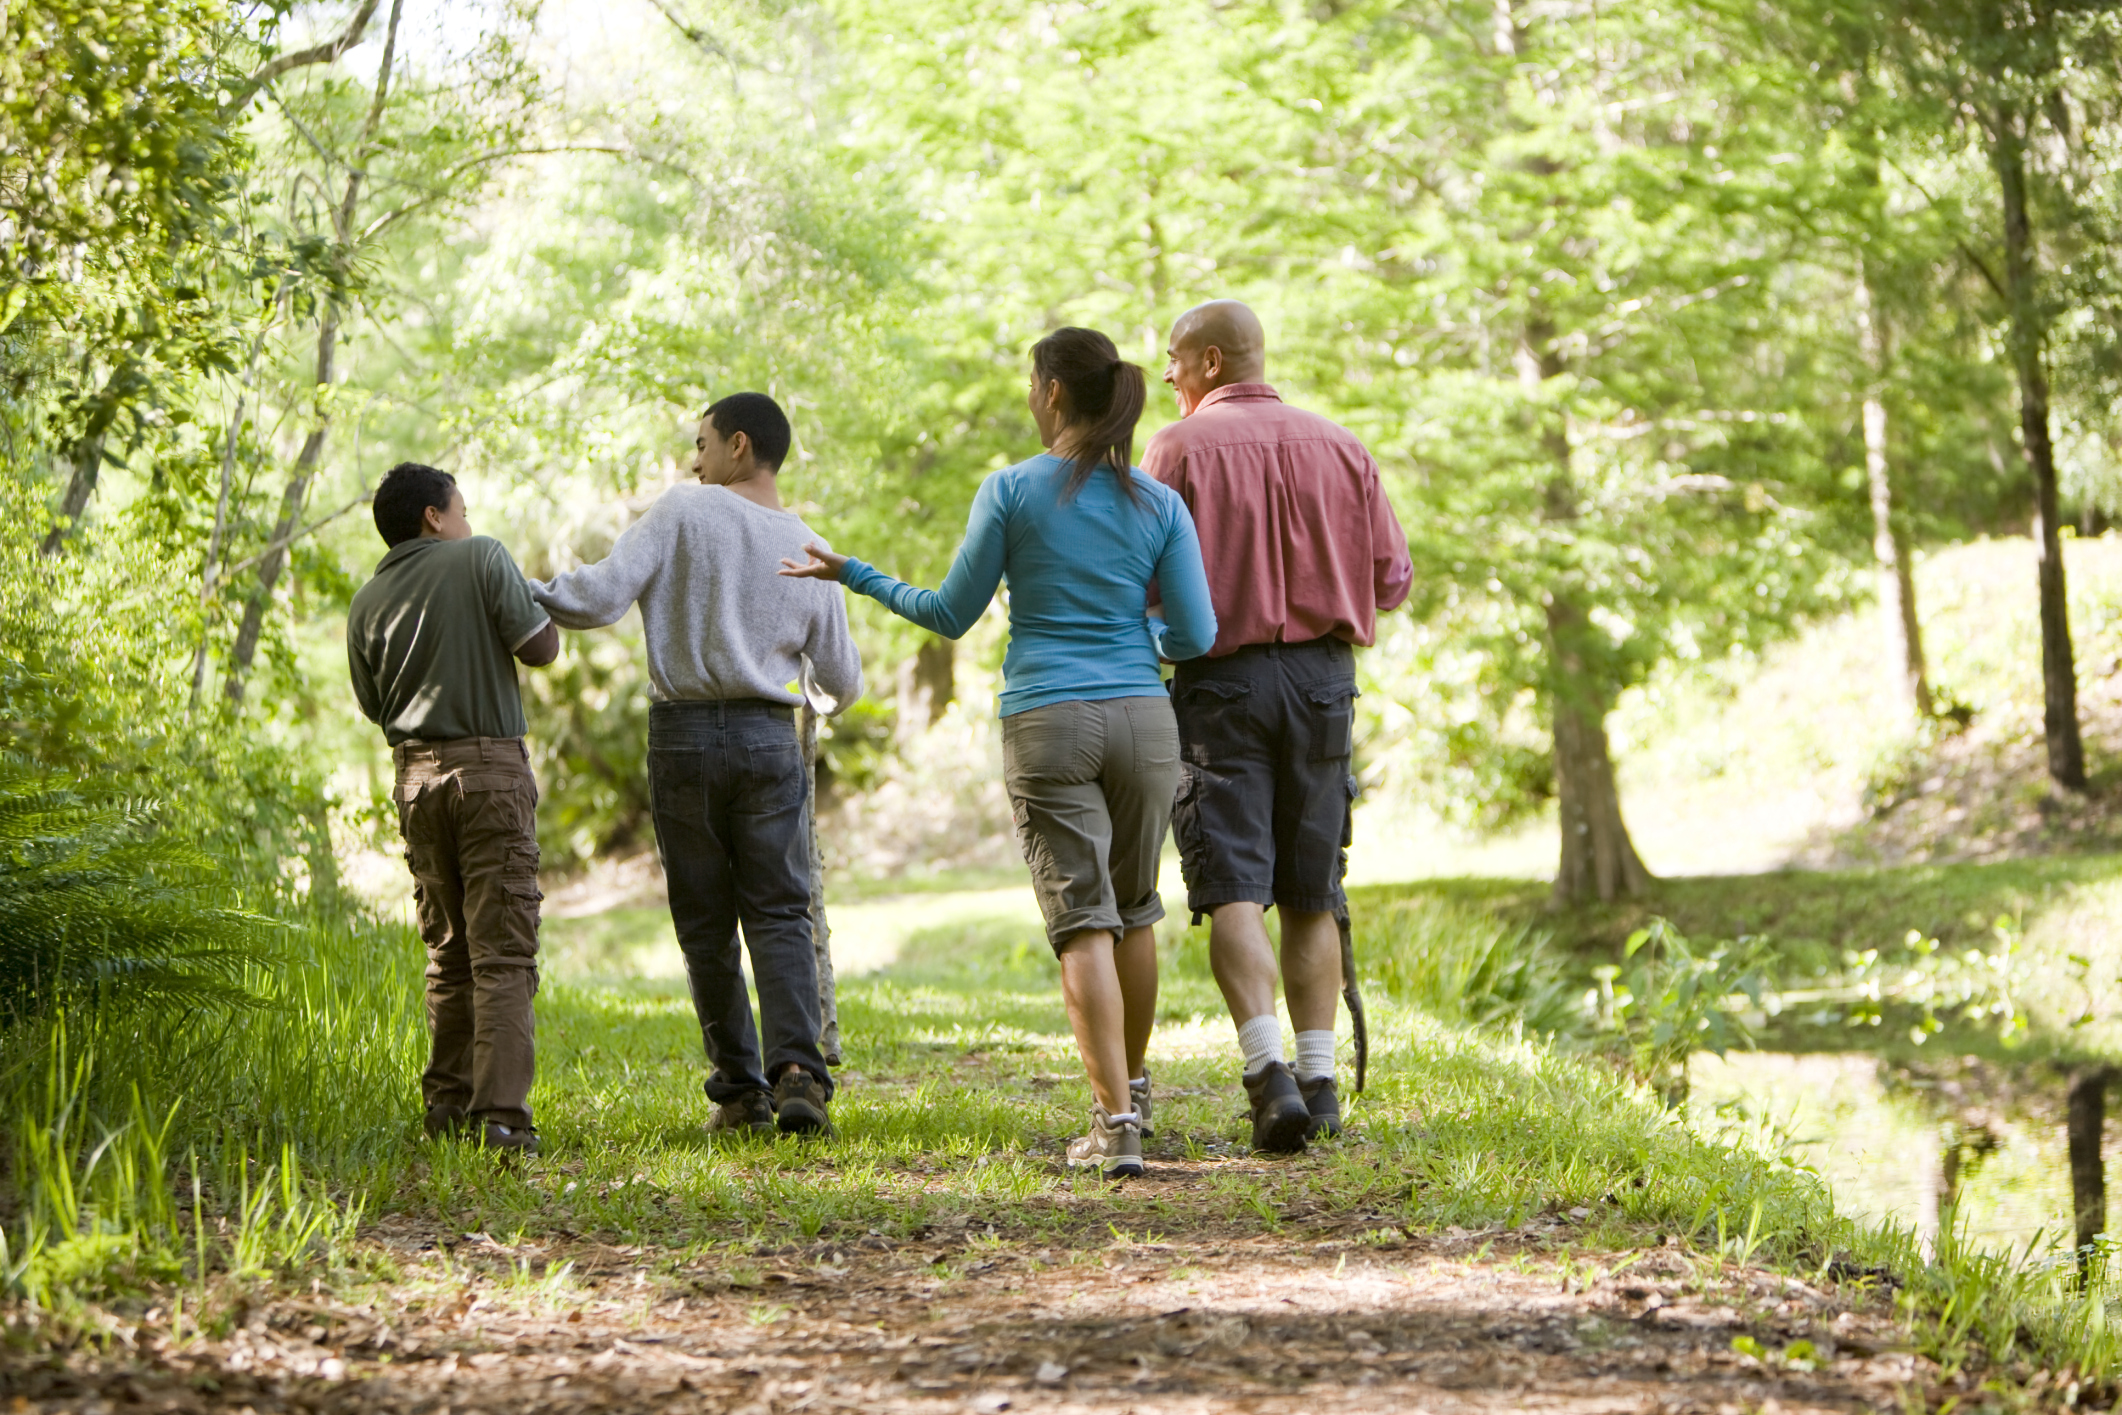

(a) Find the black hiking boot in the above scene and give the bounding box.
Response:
[707,1089,776,1137]
[1300,1074,1342,1140]
[422,1103,470,1140]
[1243,1061,1310,1154]
[773,1066,834,1137]
[475,1120,540,1156]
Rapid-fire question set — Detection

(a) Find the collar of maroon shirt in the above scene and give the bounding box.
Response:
[1188,382,1281,415]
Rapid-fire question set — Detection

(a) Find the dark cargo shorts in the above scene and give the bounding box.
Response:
[1170,637,1358,923]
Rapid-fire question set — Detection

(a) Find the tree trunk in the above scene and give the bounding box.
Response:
[2068,1068,2108,1285]
[224,314,337,702]
[191,388,247,704]
[800,700,840,1065]
[896,635,956,737]
[1518,321,1651,907]
[38,430,107,557]
[224,0,404,705]
[1855,275,1931,719]
[1548,595,1652,905]
[1994,103,2085,790]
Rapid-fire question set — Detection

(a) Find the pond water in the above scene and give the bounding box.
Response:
[1690,1051,2104,1257]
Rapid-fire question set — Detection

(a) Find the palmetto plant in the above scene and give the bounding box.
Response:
[0,764,276,1022]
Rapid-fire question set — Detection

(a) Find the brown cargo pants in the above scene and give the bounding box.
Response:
[393,737,542,1131]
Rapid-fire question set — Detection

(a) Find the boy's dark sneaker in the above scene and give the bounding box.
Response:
[1243,1061,1310,1154]
[708,1090,776,1136]
[1066,1104,1144,1179]
[423,1104,470,1140]
[773,1067,833,1136]
[476,1121,540,1156]
[1300,1074,1342,1140]
[1130,1071,1155,1139]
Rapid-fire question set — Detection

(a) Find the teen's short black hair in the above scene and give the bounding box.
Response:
[704,392,792,472]
[373,462,458,547]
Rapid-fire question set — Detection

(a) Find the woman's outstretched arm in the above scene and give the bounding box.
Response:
[779,474,1009,640]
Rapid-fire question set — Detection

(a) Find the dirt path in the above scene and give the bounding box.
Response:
[6,1203,1941,1414]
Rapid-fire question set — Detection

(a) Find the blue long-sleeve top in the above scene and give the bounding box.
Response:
[842,454,1218,717]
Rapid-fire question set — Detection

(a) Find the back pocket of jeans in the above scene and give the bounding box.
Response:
[743,740,807,812]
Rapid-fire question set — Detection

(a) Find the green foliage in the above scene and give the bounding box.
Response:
[1588,921,1767,1107]
[0,1022,361,1307]
[0,768,277,1021]
[1357,894,1580,1034]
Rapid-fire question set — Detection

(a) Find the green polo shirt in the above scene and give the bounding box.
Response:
[347,535,550,746]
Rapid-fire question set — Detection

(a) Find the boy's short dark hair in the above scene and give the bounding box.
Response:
[704,392,792,472]
[373,462,458,547]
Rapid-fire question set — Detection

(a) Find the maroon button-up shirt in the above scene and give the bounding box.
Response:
[1141,383,1413,659]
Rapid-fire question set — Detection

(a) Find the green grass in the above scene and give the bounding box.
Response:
[8,872,2122,1392]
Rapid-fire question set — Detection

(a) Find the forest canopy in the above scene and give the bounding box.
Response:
[7,0,2122,904]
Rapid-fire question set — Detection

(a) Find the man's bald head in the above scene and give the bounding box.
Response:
[1164,300,1266,415]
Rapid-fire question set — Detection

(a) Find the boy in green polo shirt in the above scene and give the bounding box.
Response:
[347,462,559,1153]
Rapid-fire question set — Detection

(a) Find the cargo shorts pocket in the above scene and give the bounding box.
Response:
[1306,682,1359,762]
[1170,765,1207,881]
[1009,797,1057,881]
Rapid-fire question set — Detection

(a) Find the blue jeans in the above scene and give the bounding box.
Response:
[648,699,831,1103]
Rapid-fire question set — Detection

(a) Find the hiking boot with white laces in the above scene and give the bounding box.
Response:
[1066,1104,1144,1179]
[1243,1061,1310,1154]
[707,1089,776,1137]
[1129,1072,1155,1139]
[1300,1073,1342,1140]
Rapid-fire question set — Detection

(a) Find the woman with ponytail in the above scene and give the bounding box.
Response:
[781,326,1217,1178]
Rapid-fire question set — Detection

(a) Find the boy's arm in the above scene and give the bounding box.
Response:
[478,539,558,667]
[346,618,383,723]
[515,622,559,666]
[802,585,865,712]
[532,502,662,629]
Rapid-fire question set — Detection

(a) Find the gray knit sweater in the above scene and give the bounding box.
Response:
[532,483,864,712]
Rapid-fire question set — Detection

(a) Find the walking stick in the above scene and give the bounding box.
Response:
[799,694,841,1066]
[1336,902,1366,1094]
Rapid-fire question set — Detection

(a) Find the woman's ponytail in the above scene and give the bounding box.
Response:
[1032,327,1147,508]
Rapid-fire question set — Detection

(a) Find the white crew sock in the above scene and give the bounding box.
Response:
[1295,1030,1336,1083]
[1237,1015,1285,1075]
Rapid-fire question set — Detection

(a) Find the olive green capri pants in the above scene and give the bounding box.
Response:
[1000,695,1182,952]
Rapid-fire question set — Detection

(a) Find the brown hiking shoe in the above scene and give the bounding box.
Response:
[1243,1061,1310,1154]
[708,1090,775,1136]
[773,1067,833,1137]
[1065,1104,1144,1179]
[475,1121,540,1156]
[1129,1071,1155,1139]
[1300,1074,1342,1140]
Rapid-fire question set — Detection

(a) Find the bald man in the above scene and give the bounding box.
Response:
[1143,300,1412,1154]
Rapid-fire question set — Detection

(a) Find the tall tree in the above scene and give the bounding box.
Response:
[1874,0,2122,790]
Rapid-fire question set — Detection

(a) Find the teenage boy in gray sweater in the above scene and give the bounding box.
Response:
[533,394,862,1136]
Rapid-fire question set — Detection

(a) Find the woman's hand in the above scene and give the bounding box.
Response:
[778,542,851,582]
